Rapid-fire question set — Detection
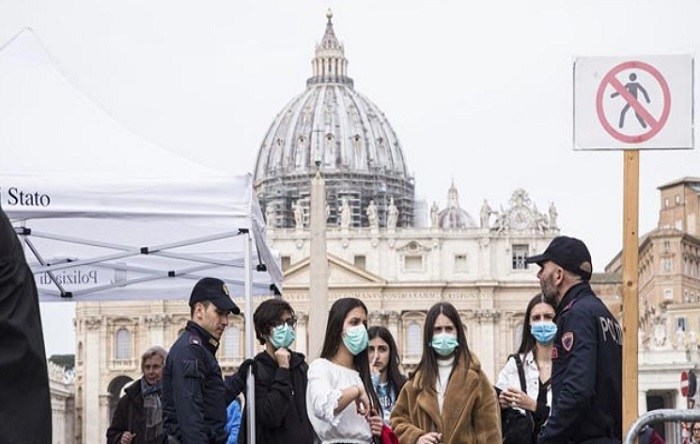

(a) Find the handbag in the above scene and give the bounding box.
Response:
[381,423,399,444]
[501,354,535,444]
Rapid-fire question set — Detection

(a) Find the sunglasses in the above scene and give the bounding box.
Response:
[693,428,700,432]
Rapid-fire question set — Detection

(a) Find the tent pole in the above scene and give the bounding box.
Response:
[244,230,256,444]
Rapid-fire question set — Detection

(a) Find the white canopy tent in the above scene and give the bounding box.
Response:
[0,28,282,301]
[0,28,277,443]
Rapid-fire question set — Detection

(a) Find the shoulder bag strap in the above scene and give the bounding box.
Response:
[511,353,535,430]
[512,354,527,393]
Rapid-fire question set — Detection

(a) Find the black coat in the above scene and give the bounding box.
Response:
[238,350,316,444]
[537,282,623,444]
[163,321,234,444]
[106,378,165,444]
[0,207,52,443]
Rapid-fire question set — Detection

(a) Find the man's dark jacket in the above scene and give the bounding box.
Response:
[238,350,316,444]
[106,378,165,444]
[0,206,52,443]
[537,282,622,444]
[163,321,234,444]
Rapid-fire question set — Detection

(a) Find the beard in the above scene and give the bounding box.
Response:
[541,273,559,306]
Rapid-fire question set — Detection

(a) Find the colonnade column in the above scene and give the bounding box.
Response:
[296,313,309,356]
[387,311,400,346]
[83,316,102,444]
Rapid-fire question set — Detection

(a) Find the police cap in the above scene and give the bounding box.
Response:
[526,235,593,280]
[189,277,240,314]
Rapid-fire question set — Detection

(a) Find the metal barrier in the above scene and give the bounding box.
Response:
[623,409,700,444]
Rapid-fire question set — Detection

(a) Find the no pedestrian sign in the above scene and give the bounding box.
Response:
[574,55,694,150]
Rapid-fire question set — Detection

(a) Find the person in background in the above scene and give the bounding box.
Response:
[0,206,52,443]
[685,422,700,444]
[237,298,316,444]
[390,302,501,444]
[107,346,168,444]
[162,277,241,444]
[496,294,556,443]
[368,326,406,425]
[527,236,622,444]
[306,297,384,443]
[638,425,665,444]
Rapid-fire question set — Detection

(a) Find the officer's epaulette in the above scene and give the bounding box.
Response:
[188,330,203,346]
[187,330,219,349]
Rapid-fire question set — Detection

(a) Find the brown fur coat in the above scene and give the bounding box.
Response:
[390,353,501,444]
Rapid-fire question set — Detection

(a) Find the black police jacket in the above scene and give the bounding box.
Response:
[537,282,622,444]
[163,321,234,444]
[0,207,52,444]
[238,350,316,444]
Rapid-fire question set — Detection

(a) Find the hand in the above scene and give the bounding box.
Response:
[367,409,383,436]
[501,387,535,412]
[371,354,381,374]
[274,347,291,369]
[237,358,254,379]
[417,432,442,444]
[120,431,135,444]
[354,384,370,417]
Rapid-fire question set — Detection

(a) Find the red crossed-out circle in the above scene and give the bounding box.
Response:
[595,60,671,144]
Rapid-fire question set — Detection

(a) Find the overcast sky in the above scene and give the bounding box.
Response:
[2,0,699,356]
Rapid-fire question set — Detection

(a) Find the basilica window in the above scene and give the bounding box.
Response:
[663,289,673,301]
[454,254,468,272]
[222,326,241,359]
[115,328,131,360]
[406,322,422,357]
[403,255,424,272]
[354,255,366,269]
[512,245,529,270]
[676,317,687,332]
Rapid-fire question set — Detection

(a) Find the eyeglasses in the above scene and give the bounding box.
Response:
[693,428,700,432]
[275,317,297,329]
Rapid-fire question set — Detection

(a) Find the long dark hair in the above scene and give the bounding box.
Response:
[320,298,381,415]
[415,302,470,394]
[517,294,556,355]
[368,326,406,396]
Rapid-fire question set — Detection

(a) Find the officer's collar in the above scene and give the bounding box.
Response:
[556,281,592,315]
[186,320,220,352]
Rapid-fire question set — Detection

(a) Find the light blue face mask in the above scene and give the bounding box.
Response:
[343,325,369,356]
[530,321,557,344]
[430,333,459,357]
[270,323,296,349]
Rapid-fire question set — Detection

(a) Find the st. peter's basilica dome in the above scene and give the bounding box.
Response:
[253,11,415,229]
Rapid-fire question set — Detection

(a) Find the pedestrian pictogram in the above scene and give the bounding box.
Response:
[611,73,649,129]
[596,61,671,144]
[573,55,693,150]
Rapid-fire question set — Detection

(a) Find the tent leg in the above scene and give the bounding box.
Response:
[244,230,256,444]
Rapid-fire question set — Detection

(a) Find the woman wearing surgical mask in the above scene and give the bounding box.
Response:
[391,302,500,444]
[306,297,384,443]
[238,298,316,444]
[368,326,406,425]
[496,294,556,443]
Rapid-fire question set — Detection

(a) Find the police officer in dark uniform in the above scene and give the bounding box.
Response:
[163,277,241,444]
[0,206,52,443]
[527,236,622,444]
